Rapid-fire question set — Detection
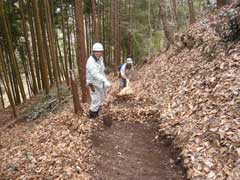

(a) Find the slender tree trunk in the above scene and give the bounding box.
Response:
[19,45,32,98]
[127,0,133,56]
[71,7,77,68]
[74,0,88,103]
[117,0,121,63]
[19,0,38,95]
[3,45,20,104]
[66,16,73,70]
[88,15,92,54]
[159,0,174,48]
[5,53,19,104]
[170,0,179,31]
[113,0,120,70]
[110,0,114,66]
[0,47,16,117]
[56,35,66,81]
[44,0,60,99]
[27,0,41,91]
[85,16,90,57]
[61,0,69,86]
[40,2,53,87]
[92,0,100,42]
[188,0,196,24]
[0,81,4,108]
[0,0,26,103]
[70,70,82,114]
[33,0,50,94]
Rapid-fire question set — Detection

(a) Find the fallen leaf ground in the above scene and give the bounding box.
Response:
[0,94,187,180]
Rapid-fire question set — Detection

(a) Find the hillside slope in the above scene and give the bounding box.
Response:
[128,4,240,180]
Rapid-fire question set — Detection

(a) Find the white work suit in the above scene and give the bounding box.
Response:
[86,55,109,112]
[119,63,131,89]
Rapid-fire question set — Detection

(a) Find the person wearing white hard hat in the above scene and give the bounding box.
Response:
[86,42,111,119]
[118,56,133,89]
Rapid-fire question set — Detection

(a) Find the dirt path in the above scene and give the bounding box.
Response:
[91,120,186,180]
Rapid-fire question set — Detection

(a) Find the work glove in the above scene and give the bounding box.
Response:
[89,84,95,92]
[104,80,111,88]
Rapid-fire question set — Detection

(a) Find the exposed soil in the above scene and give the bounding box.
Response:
[91,120,187,180]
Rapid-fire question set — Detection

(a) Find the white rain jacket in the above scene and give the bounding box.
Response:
[86,55,109,112]
[86,55,108,89]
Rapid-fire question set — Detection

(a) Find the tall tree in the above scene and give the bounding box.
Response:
[127,0,133,56]
[19,0,38,95]
[113,0,120,67]
[61,0,69,86]
[0,0,26,103]
[0,82,4,108]
[44,0,60,99]
[188,0,196,24]
[27,0,41,91]
[0,47,16,117]
[159,0,174,48]
[33,0,50,94]
[92,0,100,42]
[75,0,88,103]
[170,0,179,31]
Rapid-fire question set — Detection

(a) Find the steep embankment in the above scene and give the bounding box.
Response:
[123,4,240,180]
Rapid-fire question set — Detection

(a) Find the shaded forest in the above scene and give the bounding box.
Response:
[1,0,240,180]
[0,0,226,115]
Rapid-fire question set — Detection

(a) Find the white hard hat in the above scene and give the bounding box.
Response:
[92,42,104,51]
[126,58,133,64]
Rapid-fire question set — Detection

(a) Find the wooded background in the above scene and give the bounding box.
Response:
[0,0,232,116]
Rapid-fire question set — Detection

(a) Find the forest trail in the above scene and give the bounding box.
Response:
[90,98,186,180]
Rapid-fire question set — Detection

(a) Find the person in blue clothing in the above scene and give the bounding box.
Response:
[118,57,133,90]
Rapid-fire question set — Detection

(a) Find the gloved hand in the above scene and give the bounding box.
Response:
[104,80,111,88]
[89,84,95,92]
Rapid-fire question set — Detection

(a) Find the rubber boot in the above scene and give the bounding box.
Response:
[88,110,98,119]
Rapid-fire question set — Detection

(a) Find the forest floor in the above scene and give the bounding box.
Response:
[1,3,240,179]
[91,120,186,180]
[0,83,187,180]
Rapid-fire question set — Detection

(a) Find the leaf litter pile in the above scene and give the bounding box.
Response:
[119,4,240,180]
[0,104,97,179]
[0,3,240,180]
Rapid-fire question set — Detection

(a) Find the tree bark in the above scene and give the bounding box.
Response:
[61,0,69,86]
[0,47,16,117]
[33,0,50,94]
[19,0,38,95]
[188,0,196,24]
[39,2,53,87]
[44,0,60,99]
[27,0,41,91]
[0,80,4,108]
[66,15,73,70]
[159,0,174,47]
[170,0,179,31]
[0,0,26,102]
[74,0,88,103]
[70,70,82,114]
[92,0,100,42]
[113,0,120,68]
